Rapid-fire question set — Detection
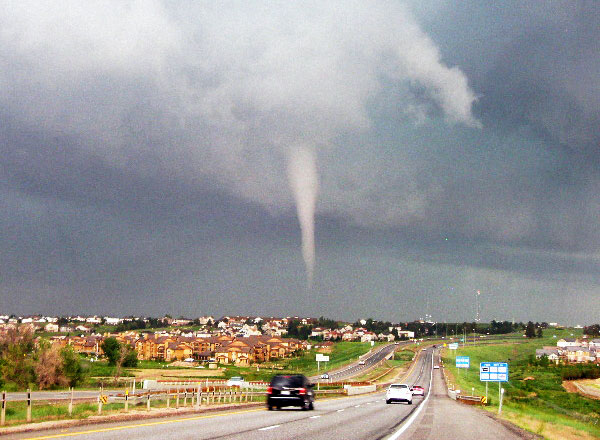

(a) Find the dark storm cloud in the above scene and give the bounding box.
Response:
[1,1,599,322]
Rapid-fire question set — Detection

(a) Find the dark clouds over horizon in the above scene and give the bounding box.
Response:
[1,1,599,324]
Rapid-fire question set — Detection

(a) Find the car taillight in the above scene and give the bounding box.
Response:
[267,387,273,394]
[299,388,306,395]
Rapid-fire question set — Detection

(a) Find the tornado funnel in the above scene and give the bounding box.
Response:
[287,147,319,288]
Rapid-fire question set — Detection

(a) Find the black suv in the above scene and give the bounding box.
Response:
[267,374,315,410]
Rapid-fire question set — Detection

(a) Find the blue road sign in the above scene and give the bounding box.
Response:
[456,356,470,369]
[480,362,509,382]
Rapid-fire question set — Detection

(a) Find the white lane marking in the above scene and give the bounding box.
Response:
[367,402,372,405]
[310,415,321,419]
[337,409,345,412]
[354,405,361,408]
[258,424,280,431]
[387,353,434,440]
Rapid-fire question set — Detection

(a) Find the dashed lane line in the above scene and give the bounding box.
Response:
[258,425,280,431]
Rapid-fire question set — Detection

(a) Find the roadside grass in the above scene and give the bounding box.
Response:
[1,394,267,427]
[441,329,600,439]
[1,401,127,426]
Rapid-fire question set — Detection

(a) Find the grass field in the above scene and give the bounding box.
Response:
[441,328,600,439]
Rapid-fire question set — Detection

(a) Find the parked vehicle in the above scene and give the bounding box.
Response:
[386,383,413,404]
[320,373,330,379]
[358,360,366,365]
[267,375,315,410]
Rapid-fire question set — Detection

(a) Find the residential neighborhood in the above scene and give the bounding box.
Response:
[0,314,418,366]
[536,337,600,364]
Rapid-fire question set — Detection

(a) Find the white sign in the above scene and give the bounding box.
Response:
[449,343,459,350]
[480,362,509,382]
[316,354,330,362]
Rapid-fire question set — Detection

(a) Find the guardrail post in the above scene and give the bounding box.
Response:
[176,388,180,408]
[183,390,187,407]
[1,391,6,426]
[125,391,129,412]
[26,389,32,422]
[68,387,73,416]
[166,390,170,408]
[147,393,151,411]
[196,386,200,409]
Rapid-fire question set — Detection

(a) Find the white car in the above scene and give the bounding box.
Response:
[411,385,424,396]
[226,376,245,387]
[433,365,440,369]
[358,360,366,365]
[386,383,412,404]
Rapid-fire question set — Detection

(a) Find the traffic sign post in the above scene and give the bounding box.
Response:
[479,362,508,382]
[480,362,509,407]
[316,353,329,372]
[456,356,469,377]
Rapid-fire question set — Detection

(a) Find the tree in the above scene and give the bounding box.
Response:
[122,348,138,368]
[61,346,86,387]
[101,337,121,365]
[0,325,36,388]
[34,344,68,390]
[536,326,543,338]
[525,321,536,338]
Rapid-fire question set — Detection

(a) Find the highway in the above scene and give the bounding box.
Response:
[12,348,525,440]
[313,343,398,382]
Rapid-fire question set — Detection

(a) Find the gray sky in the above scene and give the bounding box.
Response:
[1,1,599,324]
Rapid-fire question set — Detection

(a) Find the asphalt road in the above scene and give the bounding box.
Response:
[14,349,430,440]
[11,348,526,440]
[314,343,399,382]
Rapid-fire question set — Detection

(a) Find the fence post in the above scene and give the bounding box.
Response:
[176,388,180,408]
[68,387,73,416]
[147,393,151,411]
[229,389,232,403]
[166,390,170,408]
[26,389,32,422]
[183,390,187,407]
[98,387,102,415]
[196,386,200,409]
[1,391,6,426]
[125,391,129,412]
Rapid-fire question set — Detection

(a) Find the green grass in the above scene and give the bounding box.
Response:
[0,393,267,427]
[441,328,600,438]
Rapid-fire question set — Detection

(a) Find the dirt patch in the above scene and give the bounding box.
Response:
[562,380,600,400]
[130,368,225,380]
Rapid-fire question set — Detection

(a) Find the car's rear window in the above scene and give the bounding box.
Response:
[271,375,304,387]
[390,384,408,389]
